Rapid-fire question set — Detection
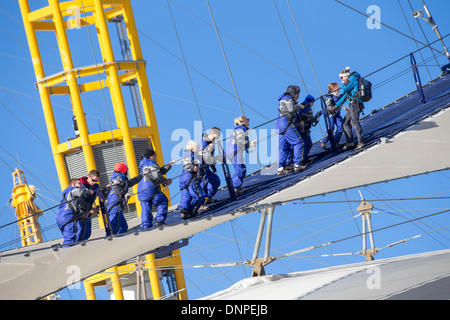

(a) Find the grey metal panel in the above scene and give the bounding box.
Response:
[92,141,125,186]
[132,138,152,166]
[64,149,88,180]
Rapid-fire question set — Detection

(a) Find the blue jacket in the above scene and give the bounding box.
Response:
[336,72,363,107]
[56,185,90,230]
[179,151,204,189]
[107,171,142,210]
[275,94,299,132]
[226,124,249,160]
[58,186,74,212]
[137,158,158,201]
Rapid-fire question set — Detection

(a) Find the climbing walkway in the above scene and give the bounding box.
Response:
[0,71,449,300]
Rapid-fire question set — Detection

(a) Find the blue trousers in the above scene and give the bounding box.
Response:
[232,153,246,189]
[140,192,169,228]
[57,209,87,246]
[108,204,128,235]
[179,178,205,212]
[322,115,344,144]
[77,217,91,241]
[279,125,304,167]
[203,170,220,198]
[301,132,312,157]
[61,220,77,247]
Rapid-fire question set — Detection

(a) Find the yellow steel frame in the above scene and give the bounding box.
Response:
[19,0,187,300]
[84,250,187,300]
[10,169,44,247]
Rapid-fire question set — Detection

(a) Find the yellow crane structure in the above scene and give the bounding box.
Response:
[10,169,44,247]
[10,168,59,300]
[18,0,188,300]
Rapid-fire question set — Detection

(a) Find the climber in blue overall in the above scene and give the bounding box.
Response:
[137,149,174,229]
[227,116,256,193]
[336,67,365,151]
[275,85,307,175]
[56,178,94,247]
[106,162,143,235]
[77,169,105,241]
[321,82,345,148]
[179,140,209,219]
[201,127,222,204]
[297,94,323,163]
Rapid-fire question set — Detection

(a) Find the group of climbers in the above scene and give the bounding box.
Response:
[56,162,150,245]
[56,66,368,245]
[56,170,108,246]
[277,66,367,175]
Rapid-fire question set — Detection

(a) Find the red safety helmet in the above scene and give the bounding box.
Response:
[114,162,128,174]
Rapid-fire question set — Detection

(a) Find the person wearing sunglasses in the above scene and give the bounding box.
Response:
[335,67,366,151]
[78,169,105,241]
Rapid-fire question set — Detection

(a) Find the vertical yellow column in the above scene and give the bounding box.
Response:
[122,0,171,206]
[49,0,96,172]
[18,0,69,189]
[172,249,188,300]
[122,1,162,160]
[92,0,138,177]
[123,1,187,298]
[110,266,124,300]
[83,281,97,300]
[145,253,163,300]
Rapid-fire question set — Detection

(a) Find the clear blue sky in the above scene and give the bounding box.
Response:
[0,0,449,300]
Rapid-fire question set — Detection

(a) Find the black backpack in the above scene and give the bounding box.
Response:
[358,77,372,102]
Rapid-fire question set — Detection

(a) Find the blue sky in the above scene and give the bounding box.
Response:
[0,0,449,300]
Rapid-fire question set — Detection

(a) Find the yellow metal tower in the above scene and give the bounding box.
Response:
[10,169,44,247]
[10,168,59,300]
[19,0,187,300]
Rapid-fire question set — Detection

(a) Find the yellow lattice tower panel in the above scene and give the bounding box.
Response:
[19,0,188,300]
[10,169,44,247]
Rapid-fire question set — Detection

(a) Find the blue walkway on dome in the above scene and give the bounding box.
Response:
[163,73,450,226]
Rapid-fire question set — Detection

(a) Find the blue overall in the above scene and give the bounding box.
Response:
[107,171,142,235]
[275,94,304,168]
[137,158,169,229]
[201,135,221,198]
[77,178,99,241]
[322,94,344,145]
[179,151,206,213]
[298,105,313,157]
[322,94,344,143]
[226,124,249,190]
[56,186,79,246]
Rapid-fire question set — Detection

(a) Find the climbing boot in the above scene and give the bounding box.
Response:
[354,142,366,150]
[294,164,307,172]
[277,167,294,176]
[180,209,191,220]
[342,142,355,151]
[204,197,217,204]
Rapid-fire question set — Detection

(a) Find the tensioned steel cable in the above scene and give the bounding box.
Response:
[205,0,262,169]
[167,0,206,133]
[334,0,447,57]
